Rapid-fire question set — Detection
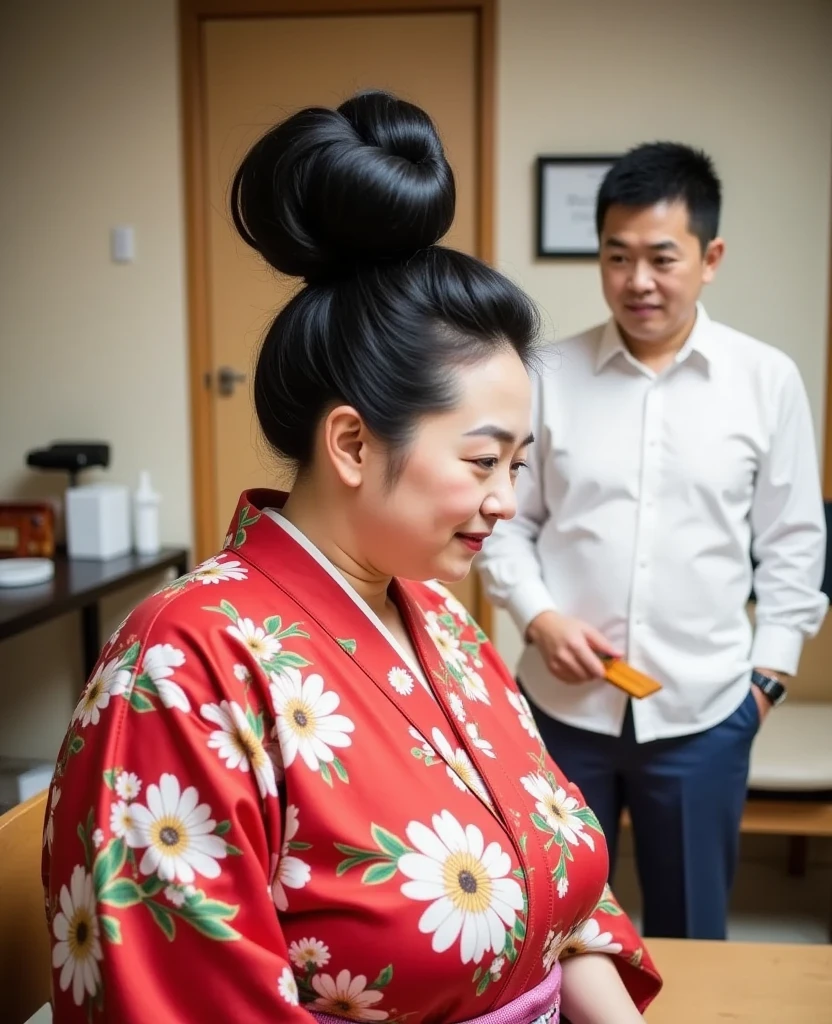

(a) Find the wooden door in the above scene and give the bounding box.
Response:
[187,4,493,621]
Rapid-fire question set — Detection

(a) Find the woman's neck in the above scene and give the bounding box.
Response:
[279,484,393,620]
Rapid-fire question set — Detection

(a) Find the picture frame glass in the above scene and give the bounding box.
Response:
[539,159,616,257]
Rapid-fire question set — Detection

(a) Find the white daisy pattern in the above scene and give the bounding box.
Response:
[561,917,622,957]
[409,727,436,759]
[288,937,331,970]
[141,644,191,712]
[72,655,131,727]
[124,773,227,884]
[430,728,491,805]
[459,664,491,705]
[465,723,496,759]
[270,804,312,912]
[521,773,595,851]
[164,884,195,908]
[506,688,539,740]
[269,667,354,773]
[449,693,466,722]
[51,865,102,1007]
[227,617,282,665]
[189,555,248,585]
[109,800,137,840]
[233,663,252,684]
[44,786,61,851]
[278,965,300,1007]
[114,771,142,801]
[201,700,277,799]
[387,666,414,697]
[311,969,388,1021]
[398,810,524,965]
[424,580,470,624]
[92,829,105,849]
[424,611,466,667]
[489,955,506,979]
[105,615,129,651]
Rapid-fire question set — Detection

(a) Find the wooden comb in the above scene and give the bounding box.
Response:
[598,655,662,699]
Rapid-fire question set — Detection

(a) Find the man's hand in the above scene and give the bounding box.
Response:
[526,610,622,683]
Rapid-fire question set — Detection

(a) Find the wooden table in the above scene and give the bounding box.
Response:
[644,939,832,1022]
[0,547,189,677]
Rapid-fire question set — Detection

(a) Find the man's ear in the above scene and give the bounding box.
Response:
[702,237,725,284]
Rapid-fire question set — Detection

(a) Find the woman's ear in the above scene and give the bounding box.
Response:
[322,405,369,488]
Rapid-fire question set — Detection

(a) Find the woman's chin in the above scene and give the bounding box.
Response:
[428,552,473,584]
[391,544,473,584]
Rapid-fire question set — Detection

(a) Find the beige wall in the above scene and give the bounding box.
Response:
[0,0,190,758]
[493,0,832,672]
[0,0,830,761]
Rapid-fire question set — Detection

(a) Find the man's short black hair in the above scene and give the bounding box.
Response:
[596,142,722,251]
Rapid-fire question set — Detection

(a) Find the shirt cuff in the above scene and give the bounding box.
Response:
[505,581,558,639]
[751,625,806,676]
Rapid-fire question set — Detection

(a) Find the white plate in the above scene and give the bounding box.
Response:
[0,558,55,588]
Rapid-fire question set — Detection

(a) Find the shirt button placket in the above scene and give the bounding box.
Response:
[630,384,663,657]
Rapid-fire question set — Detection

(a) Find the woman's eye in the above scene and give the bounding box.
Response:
[472,457,528,474]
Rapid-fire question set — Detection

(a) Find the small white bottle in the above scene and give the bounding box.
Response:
[133,471,161,555]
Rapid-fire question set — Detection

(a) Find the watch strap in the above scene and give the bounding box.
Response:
[751,670,787,706]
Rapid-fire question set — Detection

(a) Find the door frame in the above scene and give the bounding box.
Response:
[825,178,832,499]
[179,0,497,627]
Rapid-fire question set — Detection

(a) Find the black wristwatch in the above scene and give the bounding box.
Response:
[751,670,788,707]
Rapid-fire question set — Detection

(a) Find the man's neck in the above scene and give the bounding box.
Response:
[619,309,698,373]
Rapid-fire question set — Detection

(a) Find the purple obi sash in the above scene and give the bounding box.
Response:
[310,961,561,1024]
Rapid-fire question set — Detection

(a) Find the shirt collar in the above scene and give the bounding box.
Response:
[594,302,714,375]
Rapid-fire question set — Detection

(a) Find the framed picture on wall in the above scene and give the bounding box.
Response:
[536,155,619,258]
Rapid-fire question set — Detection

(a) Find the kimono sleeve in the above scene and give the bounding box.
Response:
[560,883,662,1013]
[42,615,316,1024]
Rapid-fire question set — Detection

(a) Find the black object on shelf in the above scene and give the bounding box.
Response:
[0,546,190,678]
[26,441,111,488]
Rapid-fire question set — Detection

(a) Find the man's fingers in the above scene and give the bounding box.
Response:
[552,651,584,683]
[573,641,606,680]
[585,626,622,660]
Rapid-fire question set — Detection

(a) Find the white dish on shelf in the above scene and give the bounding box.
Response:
[0,557,55,588]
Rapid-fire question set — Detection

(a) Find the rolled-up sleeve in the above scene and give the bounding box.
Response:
[750,362,828,674]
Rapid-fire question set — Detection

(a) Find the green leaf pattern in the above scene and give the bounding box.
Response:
[231,504,261,549]
[57,780,244,1016]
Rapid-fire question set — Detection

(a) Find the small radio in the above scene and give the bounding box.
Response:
[0,502,56,558]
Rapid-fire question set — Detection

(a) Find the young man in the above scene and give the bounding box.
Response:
[479,143,828,940]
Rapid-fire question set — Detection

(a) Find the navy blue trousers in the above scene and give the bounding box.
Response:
[524,688,759,939]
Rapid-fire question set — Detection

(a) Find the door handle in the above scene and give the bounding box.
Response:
[215,365,247,397]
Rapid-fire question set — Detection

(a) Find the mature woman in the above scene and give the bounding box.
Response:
[43,91,661,1023]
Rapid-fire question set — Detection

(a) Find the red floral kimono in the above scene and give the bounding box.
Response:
[43,490,661,1023]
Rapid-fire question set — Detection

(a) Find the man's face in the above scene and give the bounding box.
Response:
[599,200,723,347]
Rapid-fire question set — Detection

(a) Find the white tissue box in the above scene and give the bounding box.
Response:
[66,483,131,560]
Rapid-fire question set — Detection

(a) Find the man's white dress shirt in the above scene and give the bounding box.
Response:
[478,306,828,742]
